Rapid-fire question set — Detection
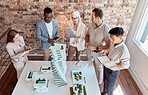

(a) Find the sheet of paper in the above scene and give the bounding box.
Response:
[65,30,75,38]
[69,38,77,47]
[91,52,100,59]
[97,56,117,69]
[11,48,36,59]
[103,61,116,68]
[97,56,110,63]
[11,51,27,59]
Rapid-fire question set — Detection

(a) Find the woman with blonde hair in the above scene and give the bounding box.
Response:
[67,11,87,61]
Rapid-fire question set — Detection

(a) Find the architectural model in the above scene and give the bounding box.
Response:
[50,43,68,87]
[39,66,51,73]
[34,78,49,92]
[70,84,87,95]
[71,70,86,85]
[26,71,37,81]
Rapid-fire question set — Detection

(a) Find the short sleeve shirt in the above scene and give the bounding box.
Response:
[88,21,110,47]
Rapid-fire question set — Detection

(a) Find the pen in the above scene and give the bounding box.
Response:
[39,66,42,72]
[84,77,86,84]
[76,60,80,65]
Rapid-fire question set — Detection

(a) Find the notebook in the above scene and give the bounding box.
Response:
[97,56,117,70]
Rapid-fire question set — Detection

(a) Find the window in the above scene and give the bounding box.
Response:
[134,3,148,55]
[140,22,148,53]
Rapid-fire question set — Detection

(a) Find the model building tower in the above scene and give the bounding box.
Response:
[50,43,67,87]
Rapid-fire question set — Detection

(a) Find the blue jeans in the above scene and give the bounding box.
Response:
[102,67,120,95]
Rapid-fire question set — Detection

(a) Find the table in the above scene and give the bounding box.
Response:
[12,61,101,95]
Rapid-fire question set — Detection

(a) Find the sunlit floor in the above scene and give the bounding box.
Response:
[99,69,142,95]
[113,85,124,95]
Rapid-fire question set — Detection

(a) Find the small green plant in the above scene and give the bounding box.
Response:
[51,42,55,46]
[61,45,64,50]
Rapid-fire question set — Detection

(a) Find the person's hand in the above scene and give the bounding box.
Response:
[85,43,89,48]
[72,39,78,45]
[26,50,30,55]
[64,32,70,37]
[48,39,55,43]
[110,66,120,71]
[27,46,32,50]
[22,50,30,57]
[100,50,105,56]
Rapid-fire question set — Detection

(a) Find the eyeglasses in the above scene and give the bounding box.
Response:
[45,16,53,19]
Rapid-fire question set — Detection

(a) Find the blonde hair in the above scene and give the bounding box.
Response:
[72,11,81,21]
[69,11,81,30]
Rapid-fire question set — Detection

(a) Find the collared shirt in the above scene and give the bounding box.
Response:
[88,21,110,47]
[45,20,53,38]
[108,41,130,69]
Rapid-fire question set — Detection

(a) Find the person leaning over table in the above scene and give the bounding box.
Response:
[6,29,31,79]
[101,27,130,95]
[65,11,87,61]
[85,8,110,84]
[36,7,60,61]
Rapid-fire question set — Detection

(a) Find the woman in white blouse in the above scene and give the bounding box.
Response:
[67,11,87,61]
[6,29,30,79]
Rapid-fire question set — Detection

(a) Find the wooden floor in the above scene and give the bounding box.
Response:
[0,56,142,95]
[0,63,17,95]
[99,70,142,95]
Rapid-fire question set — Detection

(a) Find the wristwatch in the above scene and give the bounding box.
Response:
[96,46,99,51]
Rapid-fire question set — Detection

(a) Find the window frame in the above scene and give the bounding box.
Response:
[133,2,148,56]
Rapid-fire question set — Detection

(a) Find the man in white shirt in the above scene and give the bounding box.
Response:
[101,27,130,95]
[36,7,60,61]
[45,19,53,38]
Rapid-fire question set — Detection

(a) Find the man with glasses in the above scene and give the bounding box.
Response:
[36,7,60,61]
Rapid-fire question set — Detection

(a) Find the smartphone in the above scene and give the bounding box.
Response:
[53,37,60,41]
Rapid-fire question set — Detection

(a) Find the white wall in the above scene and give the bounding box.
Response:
[126,0,148,94]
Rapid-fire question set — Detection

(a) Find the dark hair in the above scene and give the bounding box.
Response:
[44,7,52,14]
[92,8,103,19]
[7,29,18,43]
[109,27,124,37]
